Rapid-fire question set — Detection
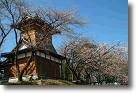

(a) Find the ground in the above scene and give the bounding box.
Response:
[0,79,76,85]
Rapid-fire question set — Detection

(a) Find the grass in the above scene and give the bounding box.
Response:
[7,79,76,85]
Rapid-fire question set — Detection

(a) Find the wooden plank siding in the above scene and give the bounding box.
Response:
[4,55,61,79]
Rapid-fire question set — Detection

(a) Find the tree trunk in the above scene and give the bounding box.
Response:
[18,52,34,81]
[18,70,24,81]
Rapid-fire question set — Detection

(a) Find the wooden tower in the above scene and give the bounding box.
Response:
[2,14,65,79]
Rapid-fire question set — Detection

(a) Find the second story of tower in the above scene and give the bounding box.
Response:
[11,13,60,53]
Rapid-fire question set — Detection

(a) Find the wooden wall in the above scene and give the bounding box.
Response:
[4,55,61,79]
[35,56,60,78]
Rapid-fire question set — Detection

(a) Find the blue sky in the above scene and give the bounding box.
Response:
[2,0,128,52]
[29,0,128,48]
